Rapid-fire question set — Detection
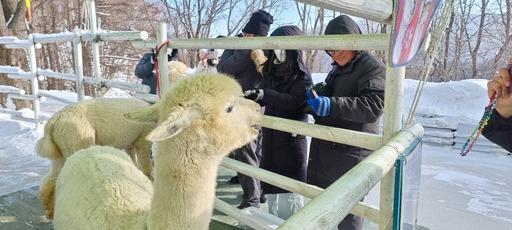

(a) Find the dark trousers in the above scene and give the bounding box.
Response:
[308,172,364,230]
[233,132,262,207]
[338,213,363,230]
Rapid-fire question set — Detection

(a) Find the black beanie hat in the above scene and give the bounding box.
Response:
[242,10,274,36]
[270,25,303,37]
[324,15,362,35]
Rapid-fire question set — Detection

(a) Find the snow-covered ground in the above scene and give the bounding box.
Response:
[0,77,511,230]
[418,145,512,230]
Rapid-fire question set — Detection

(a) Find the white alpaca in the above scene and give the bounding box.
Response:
[53,73,261,230]
[39,61,189,219]
[168,61,189,83]
[36,98,156,219]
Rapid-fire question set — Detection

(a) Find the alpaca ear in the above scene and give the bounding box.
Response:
[125,103,160,123]
[146,106,203,142]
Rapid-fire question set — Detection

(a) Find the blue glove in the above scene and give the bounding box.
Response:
[306,88,331,117]
[307,96,331,117]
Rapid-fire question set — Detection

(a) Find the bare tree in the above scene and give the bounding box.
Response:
[460,0,490,78]
[295,2,326,72]
[0,0,30,109]
[225,0,259,36]
[159,0,285,66]
[159,0,228,66]
[439,10,455,81]
[492,0,512,69]
[22,0,164,95]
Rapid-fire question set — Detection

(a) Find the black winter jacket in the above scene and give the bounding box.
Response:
[482,110,512,153]
[307,51,386,188]
[135,53,157,94]
[135,51,179,94]
[259,68,313,194]
[217,49,262,91]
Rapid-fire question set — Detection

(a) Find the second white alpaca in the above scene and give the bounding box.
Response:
[53,73,262,230]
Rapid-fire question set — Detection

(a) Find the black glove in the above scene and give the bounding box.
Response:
[310,82,328,97]
[244,89,264,101]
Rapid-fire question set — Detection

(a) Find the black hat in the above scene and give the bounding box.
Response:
[270,25,303,37]
[324,15,362,35]
[242,10,274,36]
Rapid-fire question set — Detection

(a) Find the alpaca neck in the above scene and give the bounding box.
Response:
[148,136,223,230]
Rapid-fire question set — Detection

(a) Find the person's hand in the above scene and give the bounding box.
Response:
[306,88,331,117]
[488,63,512,118]
[244,89,264,101]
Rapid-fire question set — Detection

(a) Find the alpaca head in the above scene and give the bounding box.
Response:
[168,61,189,83]
[127,73,261,154]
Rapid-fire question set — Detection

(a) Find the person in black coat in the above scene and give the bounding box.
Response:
[217,10,274,91]
[482,61,512,152]
[134,48,178,94]
[244,25,312,219]
[305,15,386,230]
[217,9,274,209]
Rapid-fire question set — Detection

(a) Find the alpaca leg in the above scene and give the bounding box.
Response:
[126,146,136,163]
[39,158,64,219]
[133,137,153,180]
[44,123,95,219]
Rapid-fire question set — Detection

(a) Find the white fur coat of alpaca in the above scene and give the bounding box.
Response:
[36,98,156,219]
[168,61,189,83]
[53,73,262,230]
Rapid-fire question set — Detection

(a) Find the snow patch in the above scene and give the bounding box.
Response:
[433,170,512,222]
[404,79,489,124]
[0,120,47,196]
[102,87,132,98]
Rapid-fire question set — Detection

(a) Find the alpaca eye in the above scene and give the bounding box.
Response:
[225,105,233,113]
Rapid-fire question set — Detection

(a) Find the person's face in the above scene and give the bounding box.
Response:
[327,50,357,66]
[273,49,286,63]
[198,50,207,60]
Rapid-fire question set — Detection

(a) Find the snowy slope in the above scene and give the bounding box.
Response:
[403,79,490,125]
[313,74,491,126]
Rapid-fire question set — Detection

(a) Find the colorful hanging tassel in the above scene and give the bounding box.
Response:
[459,95,497,156]
[461,60,512,156]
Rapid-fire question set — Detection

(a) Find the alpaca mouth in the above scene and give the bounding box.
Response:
[250,124,260,133]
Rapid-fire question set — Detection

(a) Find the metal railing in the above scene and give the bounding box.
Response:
[0,0,422,229]
[0,0,150,128]
[143,2,409,229]
[145,0,417,226]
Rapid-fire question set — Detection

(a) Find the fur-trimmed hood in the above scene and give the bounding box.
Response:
[251,49,268,76]
[217,49,263,91]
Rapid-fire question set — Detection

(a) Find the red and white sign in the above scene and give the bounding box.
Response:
[390,0,441,67]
